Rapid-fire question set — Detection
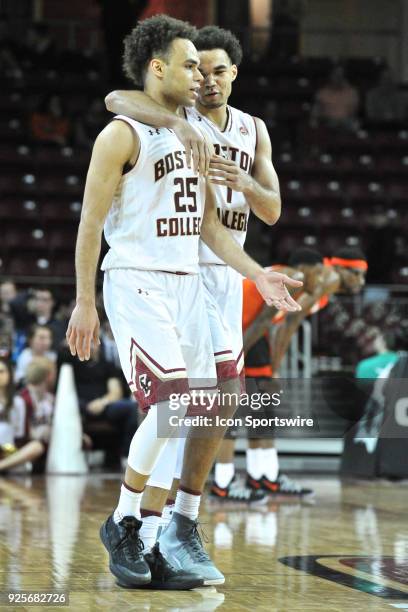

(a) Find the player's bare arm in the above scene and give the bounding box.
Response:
[243,267,304,351]
[201,182,302,311]
[208,117,281,225]
[66,121,137,361]
[105,89,211,175]
[270,268,340,372]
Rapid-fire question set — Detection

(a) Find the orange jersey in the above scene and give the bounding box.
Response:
[243,264,331,378]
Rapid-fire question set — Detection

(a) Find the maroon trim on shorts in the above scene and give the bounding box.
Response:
[140,509,162,518]
[166,498,175,506]
[214,350,233,357]
[123,481,144,494]
[131,338,187,376]
[216,359,238,383]
[129,338,189,411]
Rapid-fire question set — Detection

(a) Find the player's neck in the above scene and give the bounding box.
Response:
[144,86,179,114]
[197,103,228,130]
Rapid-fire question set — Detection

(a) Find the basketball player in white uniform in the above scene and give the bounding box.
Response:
[104,25,294,578]
[68,17,301,590]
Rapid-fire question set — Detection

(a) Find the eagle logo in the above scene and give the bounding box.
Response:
[138,374,152,397]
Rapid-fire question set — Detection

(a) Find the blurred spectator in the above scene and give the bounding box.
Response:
[15,325,56,386]
[9,287,66,350]
[59,344,138,465]
[0,318,13,360]
[0,281,16,359]
[0,281,17,316]
[30,94,71,146]
[312,66,360,130]
[366,68,406,123]
[25,22,56,69]
[99,319,121,368]
[356,329,399,379]
[98,0,148,85]
[0,357,55,474]
[0,358,26,450]
[0,15,23,79]
[267,0,304,59]
[74,97,109,149]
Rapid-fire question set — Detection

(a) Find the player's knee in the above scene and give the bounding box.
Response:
[218,376,241,419]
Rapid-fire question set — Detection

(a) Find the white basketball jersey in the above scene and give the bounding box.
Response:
[101,115,205,274]
[184,105,257,265]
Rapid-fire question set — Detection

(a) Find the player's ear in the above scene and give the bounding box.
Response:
[150,58,165,79]
[231,64,238,82]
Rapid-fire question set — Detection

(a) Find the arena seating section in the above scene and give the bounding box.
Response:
[1,53,408,291]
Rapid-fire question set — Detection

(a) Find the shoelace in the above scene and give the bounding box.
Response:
[186,522,211,563]
[115,517,144,562]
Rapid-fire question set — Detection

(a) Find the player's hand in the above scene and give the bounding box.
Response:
[208,156,252,192]
[66,301,100,361]
[254,270,303,311]
[173,118,212,175]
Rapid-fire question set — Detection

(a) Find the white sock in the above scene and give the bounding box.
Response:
[214,462,235,488]
[113,483,143,524]
[160,502,175,531]
[174,489,201,521]
[246,448,263,480]
[139,514,161,552]
[262,447,279,481]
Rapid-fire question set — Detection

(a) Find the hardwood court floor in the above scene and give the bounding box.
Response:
[0,474,407,611]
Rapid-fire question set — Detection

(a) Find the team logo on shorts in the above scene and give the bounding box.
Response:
[138,373,152,397]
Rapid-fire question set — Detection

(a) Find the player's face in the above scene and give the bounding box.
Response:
[161,38,203,107]
[197,48,237,109]
[338,268,366,294]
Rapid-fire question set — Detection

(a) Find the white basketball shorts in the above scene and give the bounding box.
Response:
[200,264,244,384]
[103,269,217,411]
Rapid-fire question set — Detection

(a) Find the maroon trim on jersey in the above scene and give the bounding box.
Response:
[183,107,188,120]
[252,116,258,152]
[221,106,232,133]
[110,117,140,175]
[216,359,238,383]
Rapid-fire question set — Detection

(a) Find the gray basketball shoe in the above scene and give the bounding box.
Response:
[158,511,225,586]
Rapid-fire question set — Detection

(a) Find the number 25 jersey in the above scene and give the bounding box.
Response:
[101,115,205,274]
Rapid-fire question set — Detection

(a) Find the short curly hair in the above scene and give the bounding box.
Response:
[123,14,197,87]
[195,26,243,66]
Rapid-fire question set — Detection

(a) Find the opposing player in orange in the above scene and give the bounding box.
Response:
[67,16,301,590]
[211,247,367,500]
